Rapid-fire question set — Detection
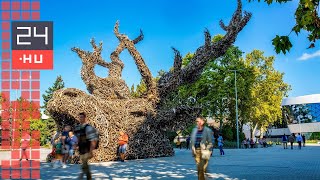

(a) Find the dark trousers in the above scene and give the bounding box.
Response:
[219,145,224,155]
[290,142,293,149]
[298,141,302,149]
[250,144,254,148]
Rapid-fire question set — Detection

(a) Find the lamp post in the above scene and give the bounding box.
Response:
[228,69,242,149]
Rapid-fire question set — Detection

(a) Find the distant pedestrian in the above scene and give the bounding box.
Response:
[186,136,190,150]
[262,138,267,148]
[20,133,30,161]
[218,134,225,155]
[118,131,129,162]
[282,134,288,149]
[250,138,255,148]
[288,133,295,149]
[302,134,306,147]
[190,116,213,180]
[296,133,302,150]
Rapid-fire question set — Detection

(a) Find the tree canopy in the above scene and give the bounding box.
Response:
[249,0,320,54]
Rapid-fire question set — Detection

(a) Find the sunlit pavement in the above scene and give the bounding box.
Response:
[1,145,320,179]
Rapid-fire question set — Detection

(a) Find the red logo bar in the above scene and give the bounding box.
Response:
[12,50,53,70]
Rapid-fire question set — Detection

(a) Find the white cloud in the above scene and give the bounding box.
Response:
[298,50,320,61]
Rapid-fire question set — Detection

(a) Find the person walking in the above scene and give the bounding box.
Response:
[218,133,225,155]
[296,133,302,150]
[190,116,213,180]
[282,134,288,149]
[20,133,30,161]
[118,131,129,162]
[186,136,190,150]
[302,134,306,147]
[74,112,99,180]
[288,133,295,149]
[61,125,71,168]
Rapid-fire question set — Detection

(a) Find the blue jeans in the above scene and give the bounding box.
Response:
[119,144,127,153]
[219,145,224,155]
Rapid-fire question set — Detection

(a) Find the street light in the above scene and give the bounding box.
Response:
[228,69,243,149]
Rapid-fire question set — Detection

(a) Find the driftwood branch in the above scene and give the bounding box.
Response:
[158,0,251,98]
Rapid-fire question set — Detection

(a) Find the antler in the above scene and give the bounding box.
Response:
[114,21,158,102]
[158,0,251,99]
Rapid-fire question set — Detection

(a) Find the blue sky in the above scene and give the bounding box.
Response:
[39,0,320,105]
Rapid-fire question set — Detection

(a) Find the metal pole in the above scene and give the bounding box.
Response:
[235,71,239,149]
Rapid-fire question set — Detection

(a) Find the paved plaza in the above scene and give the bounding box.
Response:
[1,144,320,179]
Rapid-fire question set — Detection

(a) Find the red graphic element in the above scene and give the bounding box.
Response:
[2,21,10,30]
[22,12,30,20]
[31,81,40,89]
[1,12,10,20]
[31,101,40,109]
[2,71,10,79]
[31,130,40,140]
[31,140,40,149]
[1,170,10,179]
[31,150,40,159]
[2,81,10,89]
[2,91,10,99]
[2,130,10,139]
[2,61,10,69]
[2,160,11,168]
[21,101,30,109]
[22,161,31,168]
[12,169,21,179]
[12,1,20,10]
[2,51,10,59]
[31,71,40,79]
[12,121,20,129]
[22,2,30,10]
[22,170,30,179]
[31,91,40,99]
[1,110,10,119]
[1,1,10,10]
[31,111,41,119]
[2,32,9,40]
[12,50,53,70]
[12,71,20,79]
[12,81,20,89]
[31,12,40,20]
[21,90,30,99]
[12,12,20,20]
[12,140,21,149]
[32,160,40,168]
[22,71,30,79]
[22,121,31,129]
[31,169,40,179]
[2,41,10,49]
[2,121,10,129]
[31,2,40,10]
[11,150,20,159]
[1,140,10,149]
[12,160,20,168]
[22,82,30,90]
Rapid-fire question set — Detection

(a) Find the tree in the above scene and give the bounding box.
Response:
[42,75,65,115]
[171,35,255,138]
[42,76,65,135]
[244,50,291,137]
[249,0,320,54]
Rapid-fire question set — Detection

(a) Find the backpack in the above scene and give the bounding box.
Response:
[76,124,100,150]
